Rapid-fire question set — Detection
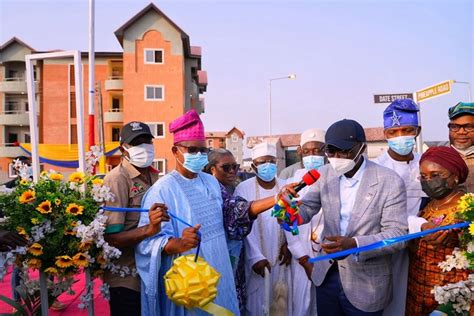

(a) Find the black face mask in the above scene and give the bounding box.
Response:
[420,178,452,199]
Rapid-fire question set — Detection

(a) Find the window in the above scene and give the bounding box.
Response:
[208,139,214,147]
[112,127,121,142]
[7,133,18,145]
[24,134,31,143]
[145,122,165,138]
[144,49,164,64]
[231,134,239,142]
[152,159,166,176]
[232,147,238,152]
[145,85,164,101]
[112,98,120,111]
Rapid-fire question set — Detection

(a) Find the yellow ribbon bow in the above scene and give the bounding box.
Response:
[165,255,234,315]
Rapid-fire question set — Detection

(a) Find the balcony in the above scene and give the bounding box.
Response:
[0,144,26,158]
[104,76,123,91]
[0,111,30,126]
[0,78,39,93]
[104,109,124,123]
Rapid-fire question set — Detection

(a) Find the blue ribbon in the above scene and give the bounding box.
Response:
[102,206,201,261]
[308,221,469,263]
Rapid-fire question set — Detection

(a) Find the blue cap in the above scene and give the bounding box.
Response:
[325,119,366,150]
[383,99,419,129]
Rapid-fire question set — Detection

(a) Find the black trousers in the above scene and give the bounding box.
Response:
[109,287,141,316]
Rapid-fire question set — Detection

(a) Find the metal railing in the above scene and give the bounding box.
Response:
[0,110,28,115]
[107,76,123,80]
[108,108,123,112]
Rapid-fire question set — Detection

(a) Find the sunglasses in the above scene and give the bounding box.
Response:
[219,163,240,173]
[177,145,210,154]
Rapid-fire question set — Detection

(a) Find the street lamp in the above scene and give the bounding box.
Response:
[452,80,472,102]
[268,74,296,136]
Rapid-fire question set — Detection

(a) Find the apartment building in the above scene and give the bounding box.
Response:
[205,127,245,165]
[0,3,207,176]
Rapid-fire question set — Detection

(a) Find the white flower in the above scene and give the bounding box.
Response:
[100,283,110,301]
[432,275,474,312]
[91,184,115,203]
[438,248,469,272]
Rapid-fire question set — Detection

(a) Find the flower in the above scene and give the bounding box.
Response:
[28,243,43,256]
[31,218,40,225]
[49,173,63,181]
[19,190,36,204]
[36,200,52,214]
[55,198,61,206]
[79,241,93,251]
[73,253,89,267]
[92,178,104,186]
[96,253,106,266]
[16,226,28,238]
[66,203,84,216]
[55,255,74,268]
[44,267,58,275]
[27,258,42,269]
[20,179,29,186]
[469,223,474,237]
[64,222,78,236]
[69,172,85,184]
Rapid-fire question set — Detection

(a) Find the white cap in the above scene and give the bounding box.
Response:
[251,142,277,160]
[300,128,326,147]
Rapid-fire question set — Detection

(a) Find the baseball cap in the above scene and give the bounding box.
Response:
[120,121,154,144]
[448,102,474,120]
[325,119,366,150]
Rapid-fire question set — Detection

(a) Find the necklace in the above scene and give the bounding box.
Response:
[429,190,462,211]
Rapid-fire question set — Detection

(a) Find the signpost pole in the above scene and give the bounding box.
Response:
[413,93,424,154]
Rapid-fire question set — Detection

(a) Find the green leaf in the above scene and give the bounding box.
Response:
[0,295,27,315]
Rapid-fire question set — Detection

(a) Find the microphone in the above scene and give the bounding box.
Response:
[292,169,320,193]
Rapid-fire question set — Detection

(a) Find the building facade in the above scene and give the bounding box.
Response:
[0,3,207,177]
[205,127,245,165]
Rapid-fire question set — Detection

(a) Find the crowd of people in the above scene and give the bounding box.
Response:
[1,99,473,316]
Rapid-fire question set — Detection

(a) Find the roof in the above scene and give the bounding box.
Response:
[190,46,202,57]
[226,127,245,138]
[0,37,35,52]
[205,132,227,138]
[114,3,191,57]
[197,70,207,85]
[247,127,386,148]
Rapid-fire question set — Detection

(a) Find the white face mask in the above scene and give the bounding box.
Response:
[328,145,364,176]
[124,143,155,168]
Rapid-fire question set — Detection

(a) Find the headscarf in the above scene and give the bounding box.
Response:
[420,146,469,184]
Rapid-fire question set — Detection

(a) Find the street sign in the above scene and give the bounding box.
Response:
[374,93,414,104]
[415,80,453,102]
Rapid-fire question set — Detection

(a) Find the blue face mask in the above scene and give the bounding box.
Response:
[180,151,209,174]
[302,155,325,171]
[387,135,416,156]
[256,163,277,182]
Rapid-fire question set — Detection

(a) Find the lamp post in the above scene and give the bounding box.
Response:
[452,80,472,102]
[268,74,296,136]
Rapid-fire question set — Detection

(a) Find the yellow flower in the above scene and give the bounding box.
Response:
[19,190,36,204]
[40,171,48,177]
[66,203,84,216]
[16,227,28,239]
[28,243,43,256]
[68,172,85,184]
[36,201,52,214]
[73,253,89,267]
[31,218,40,225]
[92,178,104,186]
[64,221,77,236]
[49,173,63,181]
[96,253,106,266]
[19,179,29,186]
[27,258,42,269]
[469,223,474,236]
[44,267,58,275]
[79,240,93,251]
[55,255,73,268]
[55,199,61,206]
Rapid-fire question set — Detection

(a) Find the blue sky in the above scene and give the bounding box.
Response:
[1,0,472,143]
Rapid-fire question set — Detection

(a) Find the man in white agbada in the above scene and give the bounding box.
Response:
[374,99,427,316]
[284,128,326,316]
[234,142,293,316]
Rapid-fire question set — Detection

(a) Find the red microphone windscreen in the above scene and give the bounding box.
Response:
[302,169,320,185]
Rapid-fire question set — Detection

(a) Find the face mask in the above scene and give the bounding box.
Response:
[125,143,154,168]
[256,163,277,182]
[302,155,325,171]
[179,151,209,174]
[420,178,452,199]
[387,135,416,156]
[328,145,364,177]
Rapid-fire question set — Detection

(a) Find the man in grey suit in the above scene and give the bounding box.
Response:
[283,119,408,315]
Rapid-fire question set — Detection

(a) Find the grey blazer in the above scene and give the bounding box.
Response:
[300,159,408,312]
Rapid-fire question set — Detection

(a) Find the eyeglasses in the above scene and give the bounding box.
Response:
[324,144,359,158]
[176,145,210,154]
[302,147,325,156]
[448,123,474,133]
[253,159,276,166]
[219,163,240,173]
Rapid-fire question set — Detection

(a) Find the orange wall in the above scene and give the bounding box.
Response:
[123,30,185,172]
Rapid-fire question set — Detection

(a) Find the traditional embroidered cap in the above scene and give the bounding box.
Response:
[120,121,153,145]
[251,142,277,160]
[325,119,366,150]
[169,109,205,144]
[300,128,326,147]
[448,102,474,120]
[383,99,419,129]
